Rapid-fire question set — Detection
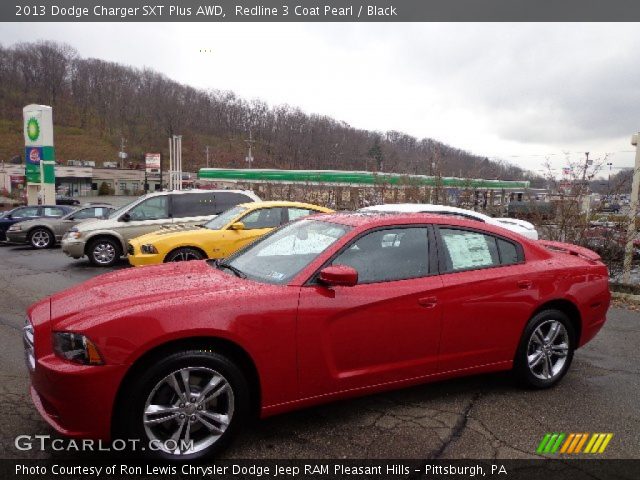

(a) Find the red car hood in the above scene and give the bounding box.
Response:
[49,261,248,326]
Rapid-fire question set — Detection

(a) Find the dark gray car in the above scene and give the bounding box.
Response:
[6,205,115,249]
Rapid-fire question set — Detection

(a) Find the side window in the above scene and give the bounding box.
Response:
[171,193,217,217]
[331,227,429,284]
[240,208,283,229]
[72,208,95,220]
[287,208,315,222]
[497,238,520,265]
[43,207,65,217]
[12,207,39,218]
[215,193,252,214]
[128,196,168,221]
[440,228,521,272]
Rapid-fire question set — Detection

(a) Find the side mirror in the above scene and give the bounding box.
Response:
[120,213,131,222]
[318,265,358,287]
[6,214,12,219]
[229,222,245,231]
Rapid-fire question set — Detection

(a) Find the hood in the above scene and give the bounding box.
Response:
[49,260,248,327]
[73,217,112,232]
[130,225,214,244]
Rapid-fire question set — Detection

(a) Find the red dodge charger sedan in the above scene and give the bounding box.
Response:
[24,212,610,459]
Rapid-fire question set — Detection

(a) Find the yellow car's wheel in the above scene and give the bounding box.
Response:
[165,247,206,263]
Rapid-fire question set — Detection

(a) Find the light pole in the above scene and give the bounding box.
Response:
[622,133,640,283]
[245,130,254,169]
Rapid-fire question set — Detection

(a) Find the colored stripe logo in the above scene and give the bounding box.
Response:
[537,433,613,454]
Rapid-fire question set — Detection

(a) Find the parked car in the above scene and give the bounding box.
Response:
[360,203,539,240]
[61,190,261,267]
[6,205,115,249]
[56,195,81,206]
[506,201,555,220]
[0,205,74,241]
[25,211,610,459]
[128,201,333,266]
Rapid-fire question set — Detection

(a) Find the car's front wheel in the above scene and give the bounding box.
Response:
[514,309,575,388]
[87,238,121,267]
[165,247,205,262]
[29,228,54,249]
[119,350,249,460]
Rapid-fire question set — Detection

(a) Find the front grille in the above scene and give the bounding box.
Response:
[23,319,35,372]
[127,243,134,255]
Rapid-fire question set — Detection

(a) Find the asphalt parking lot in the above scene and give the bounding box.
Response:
[0,243,639,460]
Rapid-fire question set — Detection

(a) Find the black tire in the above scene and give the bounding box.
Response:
[29,228,54,249]
[117,350,249,460]
[165,247,206,263]
[514,309,575,389]
[87,237,121,267]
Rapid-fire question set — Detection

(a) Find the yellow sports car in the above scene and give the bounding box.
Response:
[127,201,333,266]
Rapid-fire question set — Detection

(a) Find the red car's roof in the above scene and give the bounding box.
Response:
[311,211,480,228]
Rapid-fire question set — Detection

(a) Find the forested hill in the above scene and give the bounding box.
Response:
[1,41,531,183]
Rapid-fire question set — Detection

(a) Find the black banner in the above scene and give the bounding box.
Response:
[2,460,640,480]
[4,0,640,22]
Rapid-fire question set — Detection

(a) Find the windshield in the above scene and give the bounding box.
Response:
[222,219,351,284]
[204,205,247,230]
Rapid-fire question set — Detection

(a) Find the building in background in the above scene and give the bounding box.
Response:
[0,163,186,198]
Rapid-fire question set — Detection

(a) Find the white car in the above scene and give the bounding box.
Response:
[360,203,539,240]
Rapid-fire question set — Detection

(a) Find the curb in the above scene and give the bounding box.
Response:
[611,291,640,304]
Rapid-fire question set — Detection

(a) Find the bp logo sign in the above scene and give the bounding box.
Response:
[26,117,40,142]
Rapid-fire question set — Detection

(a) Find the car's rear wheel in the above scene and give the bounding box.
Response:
[165,247,205,263]
[88,238,121,267]
[119,350,249,460]
[29,228,54,249]
[514,309,575,388]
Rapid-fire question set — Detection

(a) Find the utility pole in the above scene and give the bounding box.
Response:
[205,145,210,168]
[245,129,254,169]
[623,133,640,283]
[119,137,127,169]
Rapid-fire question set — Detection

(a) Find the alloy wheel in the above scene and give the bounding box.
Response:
[92,242,116,265]
[143,367,234,456]
[170,249,201,262]
[526,320,569,380]
[31,230,51,248]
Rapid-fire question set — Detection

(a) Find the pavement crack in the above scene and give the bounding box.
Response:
[429,390,483,459]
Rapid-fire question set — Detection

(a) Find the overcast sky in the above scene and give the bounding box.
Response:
[1,22,639,176]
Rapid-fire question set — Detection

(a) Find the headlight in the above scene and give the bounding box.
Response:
[141,244,158,254]
[67,228,82,240]
[52,332,104,365]
[8,224,22,232]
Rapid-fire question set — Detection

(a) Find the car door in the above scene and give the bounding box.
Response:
[118,195,170,241]
[216,207,284,257]
[297,226,443,397]
[434,226,534,372]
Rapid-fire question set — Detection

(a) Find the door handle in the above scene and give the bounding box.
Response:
[418,296,437,308]
[517,280,533,289]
